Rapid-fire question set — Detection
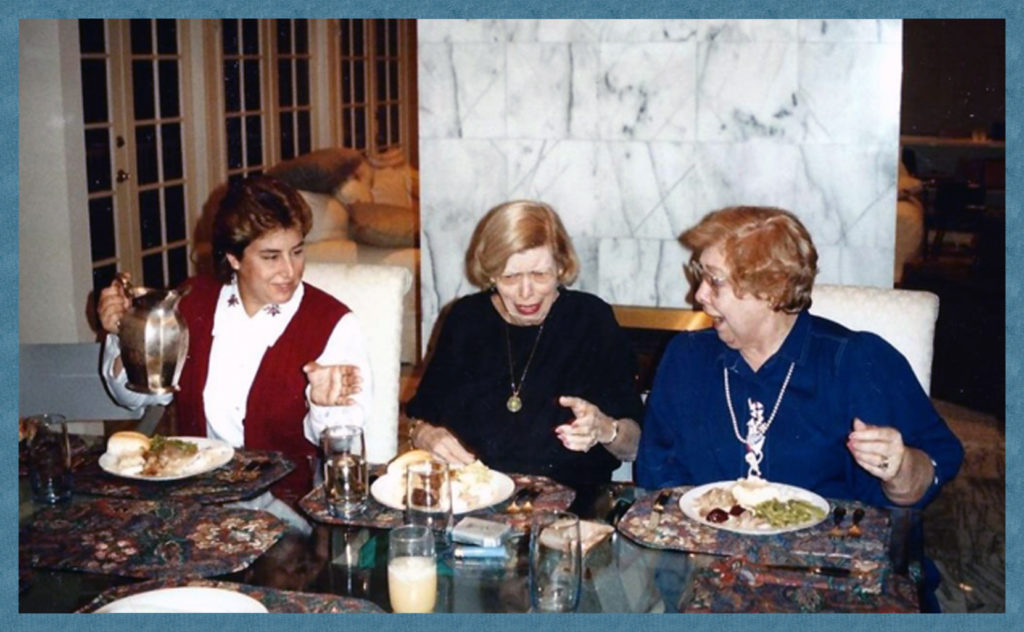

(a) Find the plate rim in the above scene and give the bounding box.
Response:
[98,436,235,482]
[94,586,268,613]
[678,480,830,536]
[369,469,516,514]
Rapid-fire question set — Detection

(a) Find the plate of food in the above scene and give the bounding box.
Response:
[370,449,516,514]
[679,477,829,535]
[98,431,235,481]
[94,586,268,613]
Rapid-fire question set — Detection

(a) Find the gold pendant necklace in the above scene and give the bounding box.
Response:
[505,322,544,413]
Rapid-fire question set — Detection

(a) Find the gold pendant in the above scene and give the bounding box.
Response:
[506,395,522,413]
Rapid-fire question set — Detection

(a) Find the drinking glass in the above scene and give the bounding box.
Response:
[321,425,368,518]
[404,458,454,551]
[26,414,72,504]
[388,525,437,613]
[529,510,582,613]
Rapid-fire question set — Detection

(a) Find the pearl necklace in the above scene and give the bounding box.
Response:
[724,361,795,478]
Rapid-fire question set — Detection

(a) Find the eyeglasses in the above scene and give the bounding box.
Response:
[684,260,728,289]
[495,270,558,287]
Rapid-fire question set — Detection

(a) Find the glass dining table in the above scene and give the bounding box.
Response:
[18,425,927,614]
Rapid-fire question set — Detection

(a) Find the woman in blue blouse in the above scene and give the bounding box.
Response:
[637,206,963,510]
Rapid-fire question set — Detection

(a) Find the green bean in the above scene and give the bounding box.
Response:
[753,499,826,527]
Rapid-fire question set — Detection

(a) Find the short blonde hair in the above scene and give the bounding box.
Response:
[680,206,818,313]
[465,200,580,288]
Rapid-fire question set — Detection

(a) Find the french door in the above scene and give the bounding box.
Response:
[79,18,194,293]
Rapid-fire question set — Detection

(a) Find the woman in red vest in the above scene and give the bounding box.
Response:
[97,175,371,527]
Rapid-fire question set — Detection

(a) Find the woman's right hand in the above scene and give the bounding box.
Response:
[98,275,131,334]
[412,421,476,467]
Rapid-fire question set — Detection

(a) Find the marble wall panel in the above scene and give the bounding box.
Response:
[417,19,903,349]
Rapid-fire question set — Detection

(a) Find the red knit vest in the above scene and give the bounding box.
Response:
[175,275,351,506]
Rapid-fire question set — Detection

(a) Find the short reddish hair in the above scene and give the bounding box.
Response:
[680,206,818,312]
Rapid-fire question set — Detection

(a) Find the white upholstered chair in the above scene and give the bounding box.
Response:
[302,261,412,464]
[809,284,940,394]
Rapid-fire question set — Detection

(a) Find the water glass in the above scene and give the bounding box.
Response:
[404,459,454,550]
[26,414,72,504]
[388,525,437,613]
[321,425,368,518]
[529,510,582,613]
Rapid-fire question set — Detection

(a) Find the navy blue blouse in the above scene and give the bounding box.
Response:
[636,310,964,508]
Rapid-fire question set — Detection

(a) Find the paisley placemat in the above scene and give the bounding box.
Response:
[683,562,918,613]
[299,473,575,532]
[70,450,295,504]
[78,578,385,613]
[20,498,286,579]
[617,487,891,593]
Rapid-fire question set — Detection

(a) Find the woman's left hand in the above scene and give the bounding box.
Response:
[846,417,906,482]
[555,396,614,452]
[303,362,362,406]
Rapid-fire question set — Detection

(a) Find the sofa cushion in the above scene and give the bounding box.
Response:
[268,148,364,193]
[371,165,416,208]
[297,190,349,243]
[336,174,374,206]
[348,202,419,248]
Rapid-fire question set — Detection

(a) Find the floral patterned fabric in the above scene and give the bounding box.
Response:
[617,487,892,594]
[20,498,286,579]
[78,578,384,613]
[70,450,295,504]
[300,473,574,532]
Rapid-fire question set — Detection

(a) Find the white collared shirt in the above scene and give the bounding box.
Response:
[102,280,372,448]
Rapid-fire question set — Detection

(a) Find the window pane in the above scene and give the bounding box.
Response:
[81,60,109,124]
[296,59,309,106]
[242,19,259,55]
[134,125,158,184]
[93,264,117,297]
[161,123,183,180]
[276,19,291,54]
[280,112,295,160]
[130,19,152,55]
[245,115,263,166]
[165,185,186,242]
[142,252,165,289]
[222,19,239,55]
[84,128,112,193]
[278,59,292,107]
[376,60,386,101]
[389,60,399,99]
[244,59,261,110]
[388,20,399,55]
[156,19,177,54]
[353,19,364,55]
[88,196,115,261]
[78,19,105,54]
[341,60,351,102]
[132,60,155,120]
[139,188,162,250]
[376,105,388,148]
[354,61,365,102]
[158,60,179,118]
[168,246,188,288]
[226,117,242,168]
[375,20,386,56]
[298,111,311,155]
[354,108,366,149]
[295,20,308,53]
[223,60,240,112]
[342,108,352,146]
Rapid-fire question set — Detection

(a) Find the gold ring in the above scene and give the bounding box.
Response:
[880,456,889,469]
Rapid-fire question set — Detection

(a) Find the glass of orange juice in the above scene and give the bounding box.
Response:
[388,525,437,613]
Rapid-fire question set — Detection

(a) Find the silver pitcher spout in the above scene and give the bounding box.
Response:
[116,273,190,394]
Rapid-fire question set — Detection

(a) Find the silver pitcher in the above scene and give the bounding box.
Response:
[116,273,190,394]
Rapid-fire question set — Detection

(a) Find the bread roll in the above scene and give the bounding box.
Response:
[106,431,150,457]
[386,449,433,477]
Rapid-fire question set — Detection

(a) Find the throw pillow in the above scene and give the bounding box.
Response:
[348,202,419,248]
[371,165,414,208]
[297,191,349,243]
[268,148,364,193]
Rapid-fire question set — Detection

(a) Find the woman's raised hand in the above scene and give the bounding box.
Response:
[97,274,132,334]
[303,362,362,406]
[847,417,907,482]
[555,395,614,452]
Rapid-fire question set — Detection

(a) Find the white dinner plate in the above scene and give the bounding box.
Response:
[98,436,235,482]
[679,480,830,536]
[94,586,268,613]
[370,469,516,514]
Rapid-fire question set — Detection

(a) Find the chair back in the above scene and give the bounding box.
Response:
[809,284,939,394]
[303,261,412,464]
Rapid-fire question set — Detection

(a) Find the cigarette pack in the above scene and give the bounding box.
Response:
[451,516,511,547]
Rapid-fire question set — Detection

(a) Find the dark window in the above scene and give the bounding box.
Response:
[80,60,109,124]
[276,19,292,54]
[223,60,240,112]
[165,185,186,242]
[134,125,158,184]
[130,19,152,55]
[78,20,105,54]
[280,112,295,159]
[296,59,310,105]
[245,115,263,166]
[242,19,259,55]
[88,196,116,261]
[132,60,155,121]
[278,59,292,107]
[222,19,239,55]
[84,128,112,193]
[158,60,179,118]
[142,252,165,289]
[156,19,177,55]
[295,20,308,53]
[226,118,242,168]
[298,111,311,154]
[244,59,261,110]
[161,123,183,180]
[168,246,188,288]
[138,189,162,250]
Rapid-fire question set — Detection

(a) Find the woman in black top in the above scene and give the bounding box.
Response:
[405,200,643,489]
